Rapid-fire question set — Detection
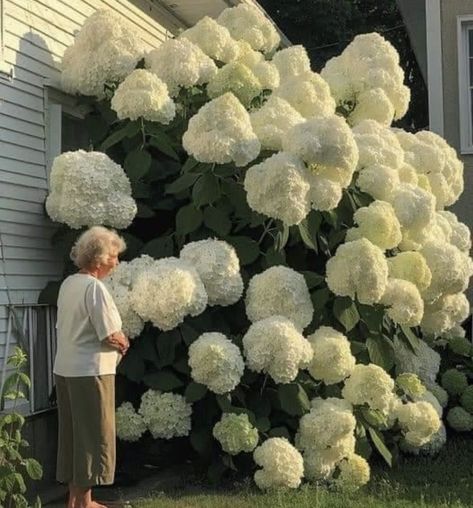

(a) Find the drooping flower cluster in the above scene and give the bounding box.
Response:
[242,316,313,384]
[116,402,147,442]
[188,333,244,394]
[380,278,424,327]
[46,150,137,229]
[253,438,304,490]
[138,390,192,439]
[130,257,207,330]
[335,454,371,491]
[61,9,145,97]
[182,93,261,166]
[321,33,410,125]
[307,327,356,385]
[111,69,176,123]
[180,239,243,306]
[245,266,313,331]
[213,413,259,455]
[392,401,441,447]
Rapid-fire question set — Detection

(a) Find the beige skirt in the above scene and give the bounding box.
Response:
[55,374,116,488]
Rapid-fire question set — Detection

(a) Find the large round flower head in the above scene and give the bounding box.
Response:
[103,280,144,338]
[61,9,146,97]
[380,278,424,327]
[138,390,192,439]
[180,239,243,306]
[420,240,473,300]
[182,92,260,167]
[356,164,400,201]
[271,45,311,81]
[213,413,259,455]
[389,183,436,231]
[346,200,401,250]
[440,368,468,396]
[234,40,265,68]
[460,385,473,414]
[438,211,471,253]
[244,152,311,226]
[46,150,137,229]
[398,129,464,209]
[110,69,176,123]
[335,454,371,491]
[447,406,473,432]
[253,437,304,490]
[342,363,395,414]
[387,252,432,293]
[130,257,207,331]
[326,238,389,305]
[296,398,356,452]
[242,316,313,384]
[273,71,336,118]
[421,292,470,336]
[283,115,359,189]
[400,423,447,457]
[321,33,409,121]
[348,87,395,126]
[306,176,344,211]
[179,16,240,63]
[250,96,304,152]
[245,265,313,331]
[394,338,440,386]
[393,401,441,447]
[217,4,280,55]
[188,332,244,394]
[353,120,404,171]
[116,402,147,442]
[106,255,155,288]
[207,61,262,107]
[306,327,356,384]
[396,373,426,399]
[146,38,217,96]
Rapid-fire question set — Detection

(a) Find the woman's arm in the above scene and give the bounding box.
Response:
[104,330,130,355]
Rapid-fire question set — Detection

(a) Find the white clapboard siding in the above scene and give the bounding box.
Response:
[0,0,176,372]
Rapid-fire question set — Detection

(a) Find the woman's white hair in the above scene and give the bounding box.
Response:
[70,226,126,269]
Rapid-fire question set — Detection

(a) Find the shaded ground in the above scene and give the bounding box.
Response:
[46,434,473,508]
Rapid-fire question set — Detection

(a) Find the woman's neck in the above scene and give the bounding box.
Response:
[79,268,99,278]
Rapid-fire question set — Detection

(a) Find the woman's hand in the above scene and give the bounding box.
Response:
[105,331,130,355]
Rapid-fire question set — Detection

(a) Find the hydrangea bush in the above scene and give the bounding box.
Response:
[44,4,472,492]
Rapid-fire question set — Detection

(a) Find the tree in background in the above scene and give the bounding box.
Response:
[259,0,428,131]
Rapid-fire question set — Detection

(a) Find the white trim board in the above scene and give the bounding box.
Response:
[426,0,444,136]
[457,15,473,154]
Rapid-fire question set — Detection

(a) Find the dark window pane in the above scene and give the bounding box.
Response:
[469,28,473,55]
[470,88,473,144]
[469,58,473,86]
[61,113,89,152]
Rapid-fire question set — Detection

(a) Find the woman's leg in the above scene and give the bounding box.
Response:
[69,484,108,508]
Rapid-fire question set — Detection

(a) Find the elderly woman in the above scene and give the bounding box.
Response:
[53,226,129,508]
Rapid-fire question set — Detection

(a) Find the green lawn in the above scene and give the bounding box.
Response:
[135,434,473,508]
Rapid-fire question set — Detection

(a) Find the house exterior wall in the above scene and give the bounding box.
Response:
[0,0,174,371]
[439,0,473,229]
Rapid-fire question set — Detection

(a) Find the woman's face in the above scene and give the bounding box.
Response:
[96,249,120,279]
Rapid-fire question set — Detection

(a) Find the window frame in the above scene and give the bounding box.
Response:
[457,15,473,154]
[0,0,13,79]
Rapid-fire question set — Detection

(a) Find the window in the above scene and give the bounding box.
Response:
[0,0,12,79]
[457,16,473,154]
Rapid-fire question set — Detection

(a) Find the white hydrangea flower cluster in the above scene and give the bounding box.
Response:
[46,150,137,230]
[335,454,371,491]
[272,45,311,81]
[387,252,432,292]
[244,152,310,226]
[296,398,357,482]
[307,327,356,385]
[346,200,402,251]
[116,402,147,442]
[342,364,396,414]
[392,401,441,447]
[61,9,145,97]
[321,33,410,125]
[245,266,313,331]
[111,69,176,123]
[182,93,260,166]
[400,423,447,456]
[130,257,207,331]
[380,278,424,327]
[326,238,389,304]
[188,333,244,394]
[103,255,154,338]
[438,211,471,252]
[179,16,240,63]
[139,390,192,439]
[242,316,313,384]
[253,438,304,490]
[421,292,470,336]
[146,38,217,96]
[213,413,259,455]
[180,239,244,306]
[217,4,280,55]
